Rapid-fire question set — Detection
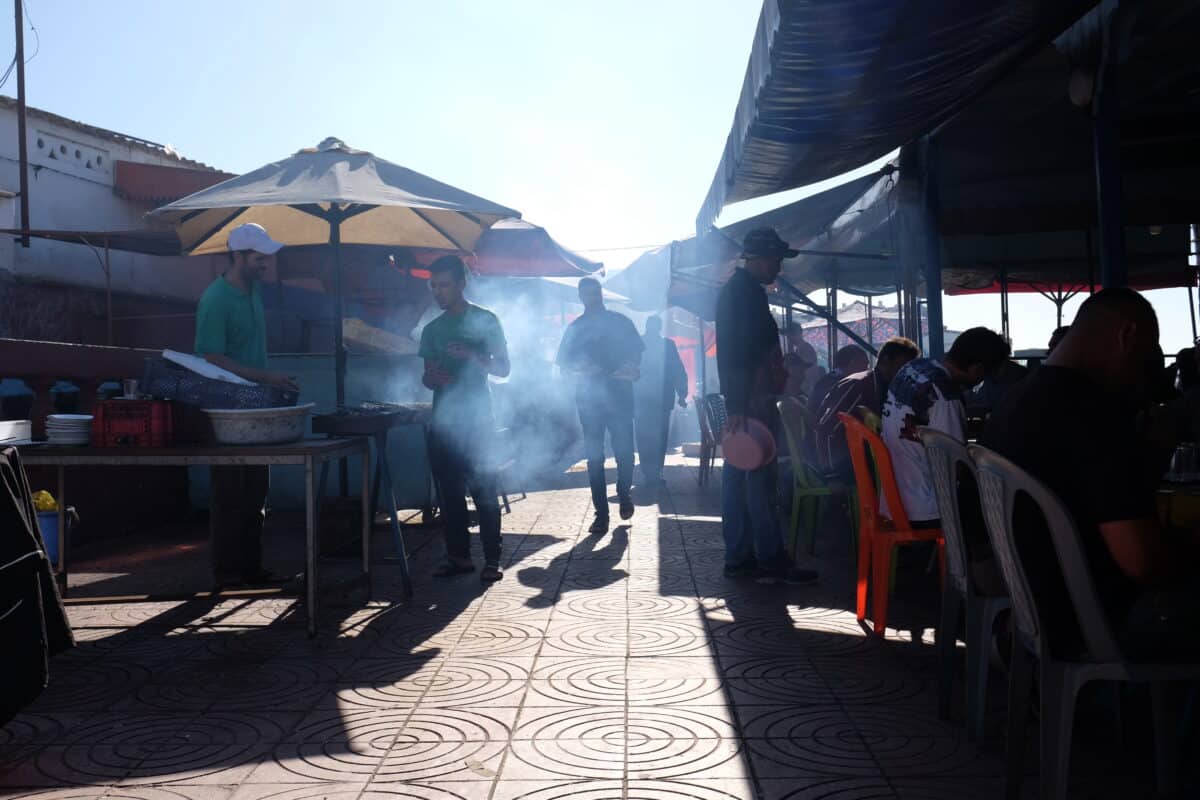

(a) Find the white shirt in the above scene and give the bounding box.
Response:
[880,359,965,522]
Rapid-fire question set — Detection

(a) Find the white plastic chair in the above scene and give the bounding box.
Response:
[919,427,1010,741]
[970,444,1200,799]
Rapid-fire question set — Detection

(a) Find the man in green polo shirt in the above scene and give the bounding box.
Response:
[195,222,298,587]
[419,254,510,582]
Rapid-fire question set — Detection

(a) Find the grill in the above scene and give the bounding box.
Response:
[311,402,432,436]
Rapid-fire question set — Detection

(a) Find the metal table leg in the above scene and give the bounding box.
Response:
[379,446,413,598]
[305,457,317,637]
[361,444,372,599]
[56,465,67,595]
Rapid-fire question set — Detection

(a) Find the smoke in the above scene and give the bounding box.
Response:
[405,276,585,486]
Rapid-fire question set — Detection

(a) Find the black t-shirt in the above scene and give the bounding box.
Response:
[980,366,1154,656]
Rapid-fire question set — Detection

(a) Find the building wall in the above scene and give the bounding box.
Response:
[0,104,222,305]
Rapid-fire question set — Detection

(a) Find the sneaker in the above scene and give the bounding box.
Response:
[756,566,819,586]
[480,563,504,582]
[588,515,610,534]
[723,562,759,579]
[619,496,635,520]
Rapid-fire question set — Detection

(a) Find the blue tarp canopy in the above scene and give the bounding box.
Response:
[697,0,1095,229]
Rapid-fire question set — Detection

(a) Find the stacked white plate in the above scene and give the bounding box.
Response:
[45,414,93,445]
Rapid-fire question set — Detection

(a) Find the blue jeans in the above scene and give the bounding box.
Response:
[578,395,635,518]
[721,460,785,569]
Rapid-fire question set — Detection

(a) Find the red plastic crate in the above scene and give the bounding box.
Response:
[91,400,175,447]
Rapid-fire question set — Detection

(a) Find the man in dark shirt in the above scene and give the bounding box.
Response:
[634,316,689,488]
[814,336,919,479]
[716,228,817,585]
[557,277,644,533]
[981,288,1200,657]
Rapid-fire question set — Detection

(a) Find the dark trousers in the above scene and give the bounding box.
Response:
[209,465,269,579]
[635,403,672,484]
[428,428,502,565]
[578,396,634,518]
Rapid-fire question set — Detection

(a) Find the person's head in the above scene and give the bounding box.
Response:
[578,277,603,312]
[944,327,1012,387]
[1051,288,1160,398]
[791,339,817,370]
[876,337,920,385]
[784,321,806,349]
[227,223,282,284]
[1047,325,1071,354]
[428,254,468,310]
[740,227,796,285]
[644,315,662,338]
[833,345,869,375]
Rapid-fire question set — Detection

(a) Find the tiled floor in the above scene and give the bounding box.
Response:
[0,456,1187,799]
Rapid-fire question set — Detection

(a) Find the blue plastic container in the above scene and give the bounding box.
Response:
[36,511,59,564]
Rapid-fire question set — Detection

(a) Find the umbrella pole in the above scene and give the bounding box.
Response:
[331,214,349,495]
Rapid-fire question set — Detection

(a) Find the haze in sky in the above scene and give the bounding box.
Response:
[2,0,1194,354]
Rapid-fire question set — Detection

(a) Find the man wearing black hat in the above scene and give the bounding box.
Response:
[715,228,818,585]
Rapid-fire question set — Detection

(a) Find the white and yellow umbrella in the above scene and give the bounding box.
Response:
[149,137,520,405]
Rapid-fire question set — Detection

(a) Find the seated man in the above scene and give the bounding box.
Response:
[814,336,919,481]
[981,289,1200,658]
[808,344,869,418]
[881,328,1011,526]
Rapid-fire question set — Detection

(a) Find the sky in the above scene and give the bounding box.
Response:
[2,0,1195,355]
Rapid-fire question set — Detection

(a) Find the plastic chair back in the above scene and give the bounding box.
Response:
[919,427,973,595]
[970,445,1123,663]
[777,396,806,462]
[840,412,912,532]
[697,398,714,446]
[704,394,728,437]
[778,398,828,491]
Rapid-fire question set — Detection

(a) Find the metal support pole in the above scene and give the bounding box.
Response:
[1000,266,1011,343]
[866,297,874,347]
[827,281,837,367]
[105,241,112,346]
[14,0,29,248]
[1093,4,1129,288]
[899,140,944,357]
[1191,225,1199,343]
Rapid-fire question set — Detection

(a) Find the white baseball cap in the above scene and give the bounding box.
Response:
[228,223,284,254]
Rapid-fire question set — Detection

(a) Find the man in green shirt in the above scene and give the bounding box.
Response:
[195,223,298,587]
[419,255,510,582]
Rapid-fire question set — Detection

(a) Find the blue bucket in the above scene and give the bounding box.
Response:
[37,511,59,564]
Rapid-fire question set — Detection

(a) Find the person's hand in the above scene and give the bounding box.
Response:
[724,414,747,435]
[425,364,456,387]
[263,371,300,393]
[678,396,688,409]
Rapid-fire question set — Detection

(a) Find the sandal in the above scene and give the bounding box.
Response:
[432,561,475,578]
[480,564,504,583]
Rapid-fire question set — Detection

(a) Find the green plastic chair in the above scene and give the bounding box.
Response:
[777,397,851,557]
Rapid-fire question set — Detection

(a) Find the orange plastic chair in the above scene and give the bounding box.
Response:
[839,412,944,634]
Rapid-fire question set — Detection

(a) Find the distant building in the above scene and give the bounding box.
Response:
[0,96,231,348]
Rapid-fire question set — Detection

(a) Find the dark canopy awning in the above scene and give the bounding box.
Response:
[0,227,183,255]
[696,0,1095,230]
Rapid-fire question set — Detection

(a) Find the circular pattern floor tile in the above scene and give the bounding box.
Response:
[747,735,879,777]
[27,662,151,711]
[338,660,526,708]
